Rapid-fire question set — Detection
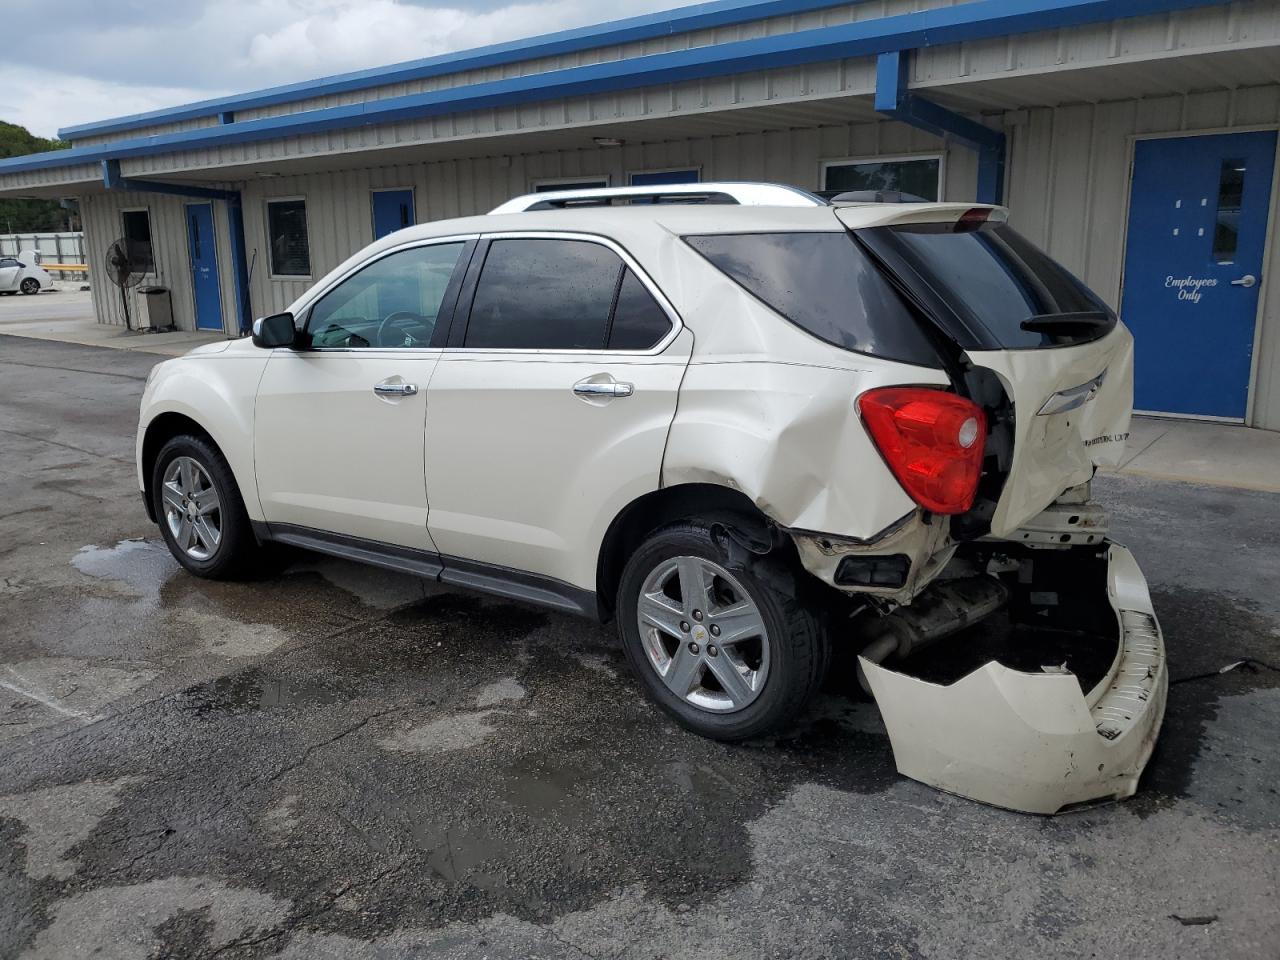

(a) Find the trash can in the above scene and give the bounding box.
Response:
[141,286,174,331]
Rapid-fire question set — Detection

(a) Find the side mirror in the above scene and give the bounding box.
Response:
[251,312,296,348]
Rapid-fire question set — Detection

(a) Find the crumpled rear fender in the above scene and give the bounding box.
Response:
[661,358,948,540]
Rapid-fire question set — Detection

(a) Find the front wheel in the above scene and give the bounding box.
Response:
[152,434,259,579]
[19,278,39,295]
[617,519,828,741]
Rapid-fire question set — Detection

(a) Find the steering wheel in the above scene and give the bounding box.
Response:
[376,311,426,347]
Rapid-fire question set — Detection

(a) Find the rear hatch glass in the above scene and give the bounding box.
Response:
[853,219,1116,350]
[839,212,1132,536]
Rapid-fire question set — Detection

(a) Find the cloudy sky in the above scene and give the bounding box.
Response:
[3,0,682,139]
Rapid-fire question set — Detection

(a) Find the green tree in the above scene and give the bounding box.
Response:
[0,121,77,234]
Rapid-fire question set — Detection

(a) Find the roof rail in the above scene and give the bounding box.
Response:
[489,182,826,213]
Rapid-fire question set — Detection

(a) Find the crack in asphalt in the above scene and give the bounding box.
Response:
[205,858,410,959]
[0,354,152,381]
[0,426,134,465]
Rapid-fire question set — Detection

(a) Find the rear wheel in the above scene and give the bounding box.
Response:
[19,278,39,295]
[617,519,828,741]
[152,434,259,579]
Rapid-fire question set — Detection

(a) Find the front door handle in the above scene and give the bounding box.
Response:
[573,377,634,399]
[373,380,418,397]
[1231,274,1257,288]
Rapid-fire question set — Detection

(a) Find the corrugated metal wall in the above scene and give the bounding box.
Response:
[237,117,961,316]
[108,2,1280,182]
[81,190,237,336]
[81,83,1280,429]
[1004,86,1280,430]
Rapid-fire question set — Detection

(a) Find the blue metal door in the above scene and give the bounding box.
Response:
[1120,131,1276,418]
[372,189,414,240]
[186,203,223,332]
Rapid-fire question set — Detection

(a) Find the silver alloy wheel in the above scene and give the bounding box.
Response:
[161,456,222,561]
[20,278,38,295]
[636,555,770,713]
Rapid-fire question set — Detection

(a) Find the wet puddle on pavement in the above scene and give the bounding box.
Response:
[71,537,178,599]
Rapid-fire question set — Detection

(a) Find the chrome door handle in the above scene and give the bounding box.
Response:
[1231,274,1257,288]
[573,378,634,399]
[373,380,417,397]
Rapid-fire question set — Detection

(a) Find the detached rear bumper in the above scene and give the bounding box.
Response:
[861,543,1166,815]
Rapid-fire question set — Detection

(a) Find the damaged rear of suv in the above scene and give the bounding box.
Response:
[649,199,1163,814]
[139,185,1164,815]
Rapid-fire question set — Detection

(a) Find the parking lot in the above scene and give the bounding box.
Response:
[1,332,1278,959]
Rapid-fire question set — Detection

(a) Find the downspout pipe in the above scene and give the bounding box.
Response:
[101,159,252,335]
[874,50,1007,205]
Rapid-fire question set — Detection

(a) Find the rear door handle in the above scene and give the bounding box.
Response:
[573,377,633,399]
[373,380,418,397]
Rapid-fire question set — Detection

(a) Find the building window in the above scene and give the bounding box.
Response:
[266,198,311,277]
[629,169,700,186]
[532,177,608,192]
[121,209,155,273]
[1212,158,1246,263]
[822,156,942,202]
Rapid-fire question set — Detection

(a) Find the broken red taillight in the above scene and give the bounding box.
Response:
[857,386,986,514]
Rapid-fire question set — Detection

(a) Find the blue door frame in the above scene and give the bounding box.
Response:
[185,202,224,332]
[372,189,415,240]
[1120,131,1276,419]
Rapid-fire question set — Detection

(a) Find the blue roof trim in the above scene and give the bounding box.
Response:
[6,0,1229,177]
[58,0,852,141]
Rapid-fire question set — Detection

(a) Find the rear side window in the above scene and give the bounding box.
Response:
[463,238,671,350]
[683,232,940,365]
[465,239,618,349]
[608,269,670,350]
[860,222,1115,349]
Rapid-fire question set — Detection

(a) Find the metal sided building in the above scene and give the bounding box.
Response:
[2,0,1279,428]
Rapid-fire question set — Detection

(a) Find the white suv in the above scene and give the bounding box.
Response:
[137,184,1166,814]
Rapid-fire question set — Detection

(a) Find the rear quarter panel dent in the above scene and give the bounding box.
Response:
[662,360,944,539]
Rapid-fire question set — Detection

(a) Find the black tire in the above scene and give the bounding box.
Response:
[151,433,259,579]
[19,278,39,295]
[617,518,829,741]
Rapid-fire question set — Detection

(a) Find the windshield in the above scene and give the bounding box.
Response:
[859,222,1116,349]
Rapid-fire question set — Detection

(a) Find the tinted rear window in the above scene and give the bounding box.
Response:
[860,222,1115,349]
[683,232,941,366]
[464,238,619,350]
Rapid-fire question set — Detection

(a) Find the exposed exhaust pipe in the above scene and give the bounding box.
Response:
[857,575,1009,693]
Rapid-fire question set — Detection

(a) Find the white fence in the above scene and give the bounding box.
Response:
[0,232,87,280]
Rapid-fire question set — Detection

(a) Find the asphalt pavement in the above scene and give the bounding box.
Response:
[0,334,1277,960]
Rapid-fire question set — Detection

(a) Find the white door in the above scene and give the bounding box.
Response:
[253,240,468,550]
[425,236,690,592]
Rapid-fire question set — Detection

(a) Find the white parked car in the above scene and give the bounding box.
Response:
[136,183,1166,814]
[0,250,52,295]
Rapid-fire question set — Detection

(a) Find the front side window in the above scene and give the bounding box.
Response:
[464,238,625,350]
[121,209,155,273]
[307,243,464,348]
[267,199,311,277]
[824,157,941,202]
[684,231,939,365]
